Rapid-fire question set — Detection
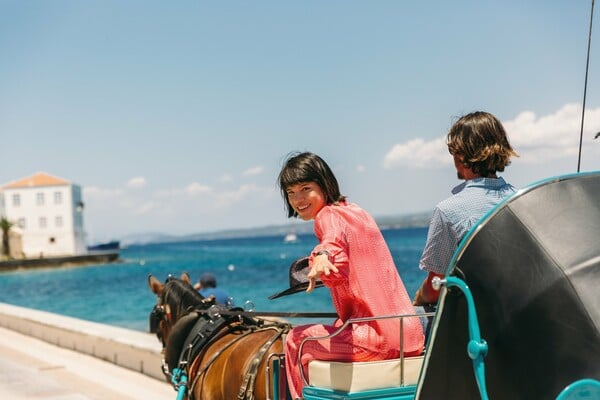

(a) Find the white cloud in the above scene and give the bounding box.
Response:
[133,202,156,215]
[382,104,600,169]
[185,182,213,195]
[356,164,366,173]
[383,137,449,169]
[127,176,146,189]
[218,173,233,183]
[83,186,146,213]
[504,103,600,163]
[125,182,271,217]
[215,183,261,208]
[153,182,213,197]
[242,166,264,176]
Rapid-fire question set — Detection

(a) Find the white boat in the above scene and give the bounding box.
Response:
[283,233,298,243]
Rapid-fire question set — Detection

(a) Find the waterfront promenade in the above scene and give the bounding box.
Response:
[0,326,173,399]
[0,303,173,399]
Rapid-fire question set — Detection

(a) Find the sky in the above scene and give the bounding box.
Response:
[1,1,599,241]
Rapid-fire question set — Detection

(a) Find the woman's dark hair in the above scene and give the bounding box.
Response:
[278,152,345,218]
[447,111,519,177]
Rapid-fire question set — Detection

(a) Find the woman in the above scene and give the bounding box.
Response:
[278,151,424,399]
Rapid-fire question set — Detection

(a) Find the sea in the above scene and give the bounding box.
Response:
[0,227,428,333]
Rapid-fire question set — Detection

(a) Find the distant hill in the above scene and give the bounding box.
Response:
[120,211,432,246]
[376,211,432,230]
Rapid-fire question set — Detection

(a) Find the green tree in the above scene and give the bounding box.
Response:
[0,217,14,259]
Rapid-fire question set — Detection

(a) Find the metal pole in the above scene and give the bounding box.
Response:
[577,0,595,172]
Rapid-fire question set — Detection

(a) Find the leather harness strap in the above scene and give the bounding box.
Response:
[237,326,287,400]
[186,322,289,400]
[188,324,254,399]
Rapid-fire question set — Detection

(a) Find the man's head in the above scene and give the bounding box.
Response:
[447,111,518,179]
[199,273,217,288]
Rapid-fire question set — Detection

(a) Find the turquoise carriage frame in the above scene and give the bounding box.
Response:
[267,171,600,400]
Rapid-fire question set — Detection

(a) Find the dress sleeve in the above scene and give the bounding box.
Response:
[311,206,349,287]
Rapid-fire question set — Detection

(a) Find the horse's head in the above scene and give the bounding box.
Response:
[148,272,240,380]
[148,274,291,399]
[148,272,213,348]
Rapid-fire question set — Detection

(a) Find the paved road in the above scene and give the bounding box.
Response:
[0,326,174,400]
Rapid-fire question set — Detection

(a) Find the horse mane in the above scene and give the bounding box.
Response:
[161,278,206,321]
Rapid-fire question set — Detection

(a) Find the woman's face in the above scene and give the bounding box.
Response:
[286,181,326,221]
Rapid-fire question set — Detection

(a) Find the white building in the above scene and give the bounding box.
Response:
[0,172,87,258]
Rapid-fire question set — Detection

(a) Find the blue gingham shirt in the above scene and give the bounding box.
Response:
[419,177,516,275]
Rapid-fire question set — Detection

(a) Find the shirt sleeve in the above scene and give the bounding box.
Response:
[418,207,459,275]
[311,206,349,287]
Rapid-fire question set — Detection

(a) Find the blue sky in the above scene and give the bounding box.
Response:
[1,1,599,241]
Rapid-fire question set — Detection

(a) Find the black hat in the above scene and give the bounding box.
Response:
[268,256,325,300]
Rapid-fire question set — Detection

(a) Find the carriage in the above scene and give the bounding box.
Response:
[148,171,600,400]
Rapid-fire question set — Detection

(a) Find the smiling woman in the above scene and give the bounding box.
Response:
[276,152,425,399]
[284,182,327,221]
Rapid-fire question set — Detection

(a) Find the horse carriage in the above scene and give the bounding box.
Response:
[148,171,600,400]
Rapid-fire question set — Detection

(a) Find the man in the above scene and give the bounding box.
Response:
[194,272,232,306]
[413,111,519,306]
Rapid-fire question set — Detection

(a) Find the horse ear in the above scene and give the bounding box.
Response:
[181,272,191,285]
[148,274,163,295]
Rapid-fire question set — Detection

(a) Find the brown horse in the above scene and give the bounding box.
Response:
[148,272,291,400]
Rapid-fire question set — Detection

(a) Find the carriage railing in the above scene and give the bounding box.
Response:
[432,276,489,400]
[296,311,434,389]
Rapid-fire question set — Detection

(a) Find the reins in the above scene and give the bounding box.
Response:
[196,306,338,320]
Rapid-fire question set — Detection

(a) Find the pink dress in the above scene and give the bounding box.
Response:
[285,202,424,399]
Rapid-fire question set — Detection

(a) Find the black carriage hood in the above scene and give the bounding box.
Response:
[417,172,600,399]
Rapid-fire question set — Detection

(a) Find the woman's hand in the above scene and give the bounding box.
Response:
[306,253,338,293]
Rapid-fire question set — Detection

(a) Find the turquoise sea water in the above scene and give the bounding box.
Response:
[0,227,428,332]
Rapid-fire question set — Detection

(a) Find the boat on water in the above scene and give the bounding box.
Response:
[283,232,298,243]
[86,240,120,254]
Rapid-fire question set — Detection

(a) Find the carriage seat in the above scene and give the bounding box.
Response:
[298,312,431,398]
[307,355,424,392]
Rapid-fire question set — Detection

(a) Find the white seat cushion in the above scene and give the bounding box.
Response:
[307,356,424,392]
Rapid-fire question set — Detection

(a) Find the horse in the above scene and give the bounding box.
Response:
[148,272,291,400]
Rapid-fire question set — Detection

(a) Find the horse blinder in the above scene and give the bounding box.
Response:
[150,304,171,335]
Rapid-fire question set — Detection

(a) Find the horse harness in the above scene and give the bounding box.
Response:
[166,305,289,400]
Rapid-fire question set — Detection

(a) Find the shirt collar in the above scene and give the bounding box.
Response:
[451,177,506,195]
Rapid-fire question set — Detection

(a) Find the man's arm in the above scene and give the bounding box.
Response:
[413,271,445,306]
